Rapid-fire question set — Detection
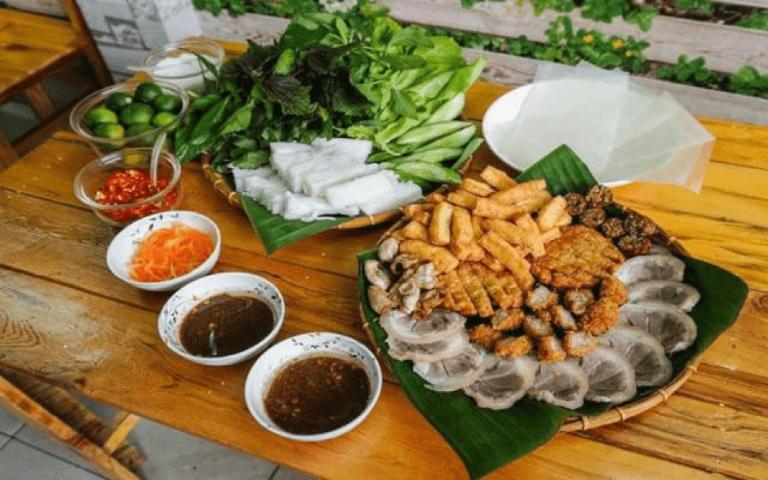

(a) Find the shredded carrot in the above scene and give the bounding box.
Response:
[129,223,214,282]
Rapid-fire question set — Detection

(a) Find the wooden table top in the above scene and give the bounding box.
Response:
[0,8,84,102]
[0,80,767,479]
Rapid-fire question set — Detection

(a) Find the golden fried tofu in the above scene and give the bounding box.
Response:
[424,192,446,204]
[523,314,553,338]
[536,195,567,231]
[480,165,517,190]
[447,190,478,209]
[563,288,595,315]
[400,240,459,273]
[579,297,620,335]
[482,254,505,272]
[554,211,572,227]
[473,198,523,220]
[478,231,534,290]
[600,275,628,305]
[471,215,486,239]
[525,285,558,310]
[550,305,578,331]
[451,240,485,262]
[461,178,496,197]
[562,330,597,357]
[413,210,431,225]
[537,336,567,363]
[490,179,546,204]
[539,228,562,243]
[398,220,429,241]
[491,308,524,332]
[451,207,474,246]
[469,324,502,351]
[495,335,533,358]
[429,202,454,246]
[515,190,553,213]
[514,214,545,258]
[483,219,525,246]
[457,263,494,317]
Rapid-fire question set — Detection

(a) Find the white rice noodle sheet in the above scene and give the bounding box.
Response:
[231,166,273,192]
[282,192,358,221]
[325,170,398,209]
[311,138,373,162]
[303,163,380,197]
[360,181,422,216]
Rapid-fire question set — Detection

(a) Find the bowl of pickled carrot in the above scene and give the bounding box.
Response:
[106,211,221,292]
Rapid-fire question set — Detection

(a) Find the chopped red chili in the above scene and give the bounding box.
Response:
[95,168,179,223]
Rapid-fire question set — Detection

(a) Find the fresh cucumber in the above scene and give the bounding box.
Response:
[395,120,469,145]
[384,147,463,165]
[426,93,465,124]
[392,161,462,184]
[416,124,476,151]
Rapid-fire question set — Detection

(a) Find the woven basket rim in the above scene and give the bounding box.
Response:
[200,152,474,229]
[358,205,699,432]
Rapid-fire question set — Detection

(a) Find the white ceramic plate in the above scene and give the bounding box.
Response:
[158,272,285,366]
[483,85,634,187]
[106,210,221,292]
[244,332,383,442]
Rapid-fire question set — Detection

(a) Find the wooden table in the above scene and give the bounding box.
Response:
[0,81,766,480]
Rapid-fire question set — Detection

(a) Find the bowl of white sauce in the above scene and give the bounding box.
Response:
[141,39,224,93]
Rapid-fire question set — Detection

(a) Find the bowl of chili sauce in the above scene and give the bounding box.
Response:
[74,148,182,227]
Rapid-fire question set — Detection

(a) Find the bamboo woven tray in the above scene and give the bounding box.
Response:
[200,152,474,230]
[358,206,699,433]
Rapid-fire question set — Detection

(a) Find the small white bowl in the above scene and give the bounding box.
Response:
[158,272,285,366]
[106,210,221,292]
[244,332,383,442]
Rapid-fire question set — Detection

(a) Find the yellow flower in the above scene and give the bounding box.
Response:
[612,38,624,49]
[582,34,594,44]
[625,50,634,58]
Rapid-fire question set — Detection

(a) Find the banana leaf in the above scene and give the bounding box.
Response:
[357,144,748,478]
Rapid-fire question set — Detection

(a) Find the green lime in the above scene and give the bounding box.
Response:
[125,123,155,136]
[153,94,182,113]
[134,82,163,104]
[84,106,117,128]
[104,92,133,112]
[119,103,154,126]
[93,123,125,140]
[152,111,177,128]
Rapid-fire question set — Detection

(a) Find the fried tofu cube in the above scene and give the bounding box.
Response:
[400,240,459,273]
[482,254,505,272]
[451,240,485,262]
[536,195,567,231]
[398,220,428,241]
[514,214,545,258]
[461,178,496,197]
[429,202,454,246]
[424,192,446,204]
[478,231,534,290]
[480,165,516,190]
[537,336,567,363]
[515,190,552,213]
[471,215,486,239]
[447,191,478,209]
[451,207,474,246]
[473,198,523,220]
[539,228,562,243]
[523,314,553,338]
[562,331,597,357]
[413,210,431,225]
[484,219,525,246]
[490,179,547,204]
[495,336,533,358]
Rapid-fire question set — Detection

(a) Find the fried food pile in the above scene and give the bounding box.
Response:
[367,166,633,363]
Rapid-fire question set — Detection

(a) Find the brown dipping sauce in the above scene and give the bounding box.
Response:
[180,294,274,357]
[265,355,370,435]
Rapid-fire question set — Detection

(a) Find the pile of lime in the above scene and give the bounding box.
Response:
[84,82,182,140]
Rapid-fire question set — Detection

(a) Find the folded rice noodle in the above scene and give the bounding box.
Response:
[303,163,380,197]
[231,166,273,192]
[311,138,372,161]
[360,182,422,216]
[325,171,399,209]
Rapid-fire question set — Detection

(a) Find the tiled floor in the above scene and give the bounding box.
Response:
[0,402,313,480]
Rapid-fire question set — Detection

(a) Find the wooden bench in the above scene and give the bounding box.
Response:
[0,1,111,168]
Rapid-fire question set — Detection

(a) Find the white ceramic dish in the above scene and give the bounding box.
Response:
[483,84,630,187]
[106,210,221,292]
[244,332,383,442]
[158,272,285,366]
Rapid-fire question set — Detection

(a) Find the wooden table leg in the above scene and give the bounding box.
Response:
[25,83,56,120]
[0,133,19,169]
[0,370,144,480]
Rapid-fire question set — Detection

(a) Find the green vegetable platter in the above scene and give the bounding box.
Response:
[357,145,747,479]
[175,5,486,253]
